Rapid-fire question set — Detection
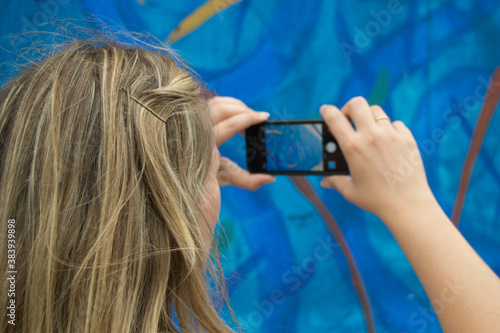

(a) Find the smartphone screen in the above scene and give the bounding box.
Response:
[265,123,323,171]
[246,120,349,175]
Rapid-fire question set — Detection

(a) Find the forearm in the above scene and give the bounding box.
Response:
[380,195,500,333]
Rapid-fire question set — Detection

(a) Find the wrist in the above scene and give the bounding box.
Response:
[375,189,439,226]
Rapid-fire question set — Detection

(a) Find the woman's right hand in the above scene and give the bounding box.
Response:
[319,97,434,219]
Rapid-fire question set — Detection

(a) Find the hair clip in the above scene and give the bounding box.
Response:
[121,88,167,124]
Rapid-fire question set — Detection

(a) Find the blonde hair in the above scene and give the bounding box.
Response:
[0,38,234,332]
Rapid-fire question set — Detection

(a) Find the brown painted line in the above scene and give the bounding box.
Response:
[289,176,376,333]
[452,68,500,227]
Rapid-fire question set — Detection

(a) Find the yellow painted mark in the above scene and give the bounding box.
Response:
[167,0,241,44]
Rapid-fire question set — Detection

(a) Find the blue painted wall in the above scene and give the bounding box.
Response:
[1,1,499,332]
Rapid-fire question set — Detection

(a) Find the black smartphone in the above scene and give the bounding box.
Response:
[246,120,349,175]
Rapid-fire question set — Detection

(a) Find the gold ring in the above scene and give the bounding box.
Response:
[375,115,390,122]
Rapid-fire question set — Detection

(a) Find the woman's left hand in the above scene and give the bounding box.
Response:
[209,96,276,190]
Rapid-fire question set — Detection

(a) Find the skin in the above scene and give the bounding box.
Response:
[320,97,500,333]
[205,96,500,332]
[209,96,276,191]
[199,147,222,240]
[200,96,276,239]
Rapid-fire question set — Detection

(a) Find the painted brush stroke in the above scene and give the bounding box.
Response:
[167,0,241,44]
[452,68,500,227]
[289,176,376,333]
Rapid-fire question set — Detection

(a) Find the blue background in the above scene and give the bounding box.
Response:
[1,1,499,332]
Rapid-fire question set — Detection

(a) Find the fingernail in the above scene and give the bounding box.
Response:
[320,105,328,113]
[320,179,328,188]
[259,112,270,119]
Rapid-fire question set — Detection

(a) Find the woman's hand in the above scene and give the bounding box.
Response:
[209,96,276,190]
[320,98,500,333]
[319,97,434,218]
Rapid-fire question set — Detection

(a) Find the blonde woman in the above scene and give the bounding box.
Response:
[0,39,498,333]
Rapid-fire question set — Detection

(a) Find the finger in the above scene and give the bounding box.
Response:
[320,175,352,197]
[218,157,276,190]
[210,96,245,106]
[214,111,270,146]
[392,120,409,134]
[370,105,393,130]
[209,96,251,124]
[341,97,376,131]
[319,104,355,148]
[392,120,416,142]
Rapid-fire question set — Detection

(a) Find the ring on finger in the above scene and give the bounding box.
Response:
[374,115,391,122]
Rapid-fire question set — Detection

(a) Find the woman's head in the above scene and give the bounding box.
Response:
[0,39,231,332]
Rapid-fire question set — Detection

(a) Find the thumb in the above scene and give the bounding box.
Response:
[320,175,352,197]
